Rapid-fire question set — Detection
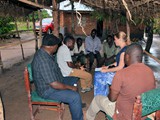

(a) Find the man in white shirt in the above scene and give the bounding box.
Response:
[57,35,93,93]
[72,37,86,66]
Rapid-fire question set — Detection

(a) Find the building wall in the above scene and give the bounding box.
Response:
[59,11,144,40]
[59,11,97,36]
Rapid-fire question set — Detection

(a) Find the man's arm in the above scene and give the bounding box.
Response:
[108,88,119,102]
[67,61,79,69]
[50,81,77,91]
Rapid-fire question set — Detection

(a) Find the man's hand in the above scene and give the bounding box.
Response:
[80,65,85,71]
[71,86,78,91]
[101,66,109,72]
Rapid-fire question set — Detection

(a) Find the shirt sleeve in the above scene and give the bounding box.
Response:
[63,47,72,62]
[85,37,91,53]
[95,37,101,52]
[110,71,123,93]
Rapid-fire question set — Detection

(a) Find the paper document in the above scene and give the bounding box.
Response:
[95,68,101,71]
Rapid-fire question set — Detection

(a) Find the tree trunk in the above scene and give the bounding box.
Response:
[26,17,29,30]
[32,12,38,51]
[126,12,131,45]
[52,0,59,37]
[71,1,75,34]
[38,10,42,48]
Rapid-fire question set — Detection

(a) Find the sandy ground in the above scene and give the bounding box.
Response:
[0,32,160,120]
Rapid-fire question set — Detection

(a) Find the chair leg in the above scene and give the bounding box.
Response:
[59,103,65,120]
[155,110,160,120]
[33,106,40,117]
[28,103,35,120]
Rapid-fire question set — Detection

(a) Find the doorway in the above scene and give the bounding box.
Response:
[97,20,103,38]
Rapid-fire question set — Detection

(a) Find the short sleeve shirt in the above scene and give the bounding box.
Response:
[103,41,117,58]
[111,63,155,120]
[57,44,72,76]
[31,48,63,97]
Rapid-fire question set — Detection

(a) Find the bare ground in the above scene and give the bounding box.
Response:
[0,33,160,120]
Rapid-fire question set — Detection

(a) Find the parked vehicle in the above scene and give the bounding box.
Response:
[35,18,54,35]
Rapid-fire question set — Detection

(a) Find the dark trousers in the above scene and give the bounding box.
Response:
[87,52,101,71]
[42,77,83,120]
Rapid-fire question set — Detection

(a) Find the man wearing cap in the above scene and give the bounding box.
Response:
[31,34,83,120]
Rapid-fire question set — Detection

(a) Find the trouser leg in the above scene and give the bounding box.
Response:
[86,96,115,120]
[70,69,92,89]
[88,53,95,71]
[43,89,83,120]
[95,52,102,67]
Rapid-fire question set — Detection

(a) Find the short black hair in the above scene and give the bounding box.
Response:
[64,35,75,44]
[125,43,143,62]
[91,29,97,34]
[42,34,61,46]
[77,37,83,42]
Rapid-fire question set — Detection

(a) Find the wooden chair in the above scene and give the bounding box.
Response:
[106,88,160,120]
[132,88,160,120]
[24,65,65,120]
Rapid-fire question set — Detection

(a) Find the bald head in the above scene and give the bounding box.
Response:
[125,43,143,65]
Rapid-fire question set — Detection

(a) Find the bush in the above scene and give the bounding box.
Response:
[0,17,15,35]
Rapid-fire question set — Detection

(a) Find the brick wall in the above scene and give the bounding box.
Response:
[59,11,97,36]
[59,11,144,39]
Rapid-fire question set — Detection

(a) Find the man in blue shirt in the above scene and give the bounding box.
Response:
[32,34,83,120]
[85,29,102,71]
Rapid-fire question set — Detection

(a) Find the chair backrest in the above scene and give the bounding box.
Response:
[27,64,33,82]
[132,88,160,120]
[24,67,31,94]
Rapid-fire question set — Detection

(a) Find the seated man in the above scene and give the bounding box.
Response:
[85,29,102,71]
[57,35,93,93]
[31,34,83,120]
[103,35,118,66]
[72,37,86,66]
[86,43,155,120]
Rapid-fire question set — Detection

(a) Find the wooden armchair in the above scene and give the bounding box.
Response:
[132,88,160,120]
[106,88,160,120]
[24,64,64,120]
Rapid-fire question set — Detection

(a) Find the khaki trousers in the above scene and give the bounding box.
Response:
[86,96,115,120]
[69,69,92,89]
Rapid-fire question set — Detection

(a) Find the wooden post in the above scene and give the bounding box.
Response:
[32,12,38,51]
[26,17,29,30]
[52,0,59,37]
[15,18,20,38]
[15,18,25,60]
[71,1,75,34]
[38,10,42,48]
[126,12,131,45]
[0,51,3,74]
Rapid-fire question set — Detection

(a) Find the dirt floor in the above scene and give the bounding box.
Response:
[0,32,160,120]
[0,32,105,120]
[0,56,105,120]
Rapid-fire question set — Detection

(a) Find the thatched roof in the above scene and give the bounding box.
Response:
[0,0,52,17]
[0,0,160,18]
[73,0,160,18]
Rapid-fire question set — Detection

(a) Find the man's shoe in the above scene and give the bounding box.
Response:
[81,88,91,93]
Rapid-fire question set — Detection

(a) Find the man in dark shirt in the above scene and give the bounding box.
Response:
[32,34,83,120]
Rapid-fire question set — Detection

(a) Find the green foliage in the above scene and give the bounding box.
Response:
[91,10,126,25]
[91,11,106,21]
[28,9,51,21]
[0,17,15,35]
